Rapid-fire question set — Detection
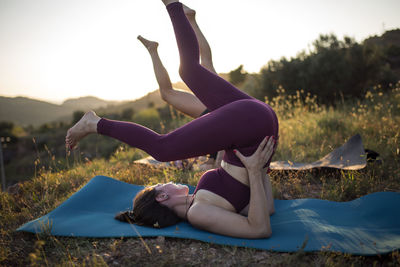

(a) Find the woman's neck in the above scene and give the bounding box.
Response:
[171,194,194,220]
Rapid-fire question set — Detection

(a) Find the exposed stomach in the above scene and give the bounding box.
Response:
[221,160,250,186]
[192,161,268,213]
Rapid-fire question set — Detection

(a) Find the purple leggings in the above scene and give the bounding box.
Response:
[97,2,279,168]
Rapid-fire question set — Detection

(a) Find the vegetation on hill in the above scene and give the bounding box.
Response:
[1,82,399,265]
[61,96,122,111]
[232,30,400,105]
[0,96,121,127]
[0,96,71,127]
[0,81,184,127]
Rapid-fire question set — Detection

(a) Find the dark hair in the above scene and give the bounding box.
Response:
[114,186,180,228]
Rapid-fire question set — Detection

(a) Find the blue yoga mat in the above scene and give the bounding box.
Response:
[17,176,400,255]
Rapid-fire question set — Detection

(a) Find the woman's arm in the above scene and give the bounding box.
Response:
[239,172,275,216]
[187,137,275,238]
[264,172,275,214]
[235,137,275,231]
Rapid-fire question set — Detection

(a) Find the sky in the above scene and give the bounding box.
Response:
[0,0,399,104]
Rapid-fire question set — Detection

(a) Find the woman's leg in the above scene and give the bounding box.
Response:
[96,98,274,162]
[66,100,276,164]
[138,34,220,168]
[165,2,253,111]
[138,3,217,118]
[138,35,206,118]
[182,4,216,74]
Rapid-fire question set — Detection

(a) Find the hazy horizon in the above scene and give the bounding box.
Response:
[0,92,146,105]
[1,0,399,103]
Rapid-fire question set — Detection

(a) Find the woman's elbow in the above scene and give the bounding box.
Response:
[252,227,272,239]
[260,228,272,238]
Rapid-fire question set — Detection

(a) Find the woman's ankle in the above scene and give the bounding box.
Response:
[92,117,101,133]
[162,0,179,7]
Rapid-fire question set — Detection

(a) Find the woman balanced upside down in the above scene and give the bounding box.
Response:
[65,0,279,238]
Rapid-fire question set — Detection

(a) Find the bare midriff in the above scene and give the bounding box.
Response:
[221,160,268,186]
[191,160,268,213]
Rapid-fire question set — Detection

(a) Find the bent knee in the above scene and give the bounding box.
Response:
[179,63,202,81]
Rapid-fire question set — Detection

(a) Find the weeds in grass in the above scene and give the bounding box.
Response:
[1,83,399,265]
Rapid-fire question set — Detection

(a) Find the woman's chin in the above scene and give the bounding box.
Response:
[180,184,189,194]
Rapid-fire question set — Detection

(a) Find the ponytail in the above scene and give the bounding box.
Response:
[114,210,136,223]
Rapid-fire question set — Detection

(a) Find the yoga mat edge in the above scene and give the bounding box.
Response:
[17,176,400,256]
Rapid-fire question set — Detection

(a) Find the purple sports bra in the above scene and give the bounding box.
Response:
[193,167,250,212]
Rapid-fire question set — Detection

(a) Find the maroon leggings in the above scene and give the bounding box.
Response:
[97,2,279,168]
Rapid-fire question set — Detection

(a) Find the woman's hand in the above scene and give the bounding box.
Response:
[234,136,275,173]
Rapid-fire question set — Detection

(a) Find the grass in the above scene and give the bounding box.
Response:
[1,83,400,266]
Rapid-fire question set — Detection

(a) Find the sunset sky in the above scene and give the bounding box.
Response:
[0,0,399,104]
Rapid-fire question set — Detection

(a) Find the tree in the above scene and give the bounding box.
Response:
[121,108,134,120]
[229,65,247,85]
[72,111,85,124]
[0,121,18,143]
[254,32,399,105]
[148,101,155,108]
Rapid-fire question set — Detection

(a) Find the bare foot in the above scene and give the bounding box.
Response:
[65,111,100,150]
[137,35,159,53]
[182,4,196,20]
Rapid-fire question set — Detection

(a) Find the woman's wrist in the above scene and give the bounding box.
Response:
[247,169,262,179]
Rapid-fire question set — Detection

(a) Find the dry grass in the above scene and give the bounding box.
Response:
[1,83,400,266]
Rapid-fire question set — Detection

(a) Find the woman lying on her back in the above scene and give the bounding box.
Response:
[65,0,279,238]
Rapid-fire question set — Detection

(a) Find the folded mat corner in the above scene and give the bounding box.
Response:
[270,134,367,170]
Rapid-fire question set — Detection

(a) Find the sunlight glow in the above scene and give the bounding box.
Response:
[0,0,399,103]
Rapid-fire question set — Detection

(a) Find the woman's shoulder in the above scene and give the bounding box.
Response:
[186,201,236,227]
[186,202,216,226]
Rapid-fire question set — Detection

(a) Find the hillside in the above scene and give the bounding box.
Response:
[61,96,122,110]
[0,81,196,127]
[0,95,123,126]
[95,90,165,115]
[0,93,158,127]
[0,96,71,127]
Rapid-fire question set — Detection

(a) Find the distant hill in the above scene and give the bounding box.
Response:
[0,96,71,127]
[94,90,162,115]
[0,87,173,127]
[61,96,122,110]
[1,75,253,127]
[94,82,190,115]
[0,94,154,127]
